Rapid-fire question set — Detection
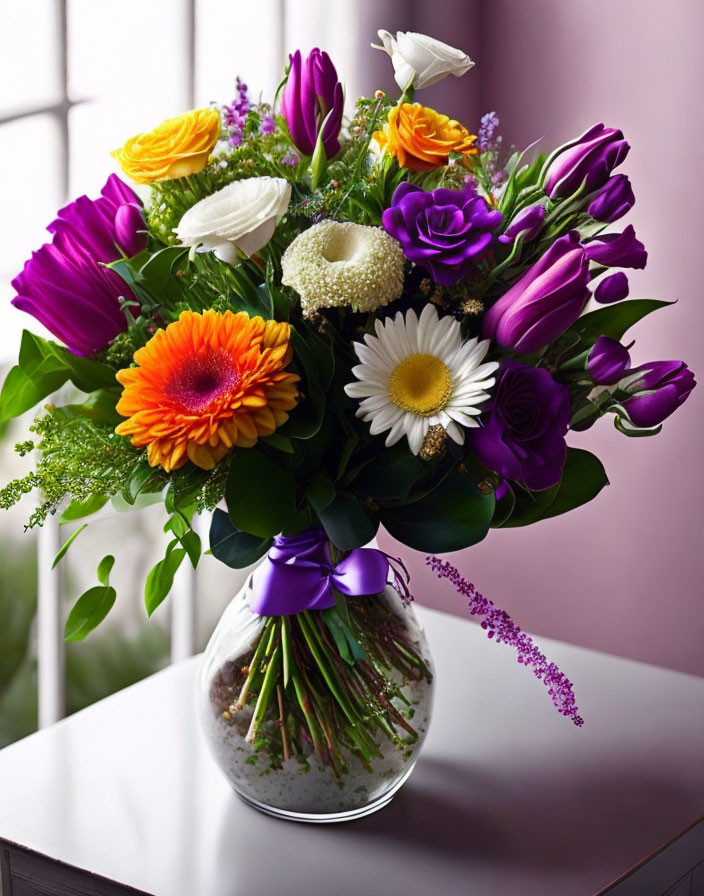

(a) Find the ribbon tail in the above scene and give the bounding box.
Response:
[332,548,390,597]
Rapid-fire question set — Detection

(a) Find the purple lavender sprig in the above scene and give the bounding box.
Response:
[478,111,500,151]
[426,556,584,727]
[223,77,251,146]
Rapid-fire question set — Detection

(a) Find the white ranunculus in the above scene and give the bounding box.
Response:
[175,176,291,264]
[373,30,474,91]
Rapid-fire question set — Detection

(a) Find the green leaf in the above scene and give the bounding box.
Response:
[310,116,330,190]
[164,515,202,568]
[0,330,117,423]
[572,299,673,348]
[490,486,516,528]
[306,472,335,514]
[52,524,88,568]
[321,605,368,666]
[62,389,122,426]
[318,493,378,551]
[280,327,327,439]
[96,555,115,587]
[503,447,609,527]
[0,332,68,423]
[209,509,273,568]
[121,459,162,506]
[226,450,296,538]
[354,445,425,501]
[59,494,109,523]
[502,482,560,528]
[261,432,294,453]
[144,542,186,616]
[64,585,116,641]
[381,471,495,553]
[542,448,608,519]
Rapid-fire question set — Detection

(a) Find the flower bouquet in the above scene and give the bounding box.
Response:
[1,30,695,822]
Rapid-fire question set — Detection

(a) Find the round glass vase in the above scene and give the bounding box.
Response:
[198,575,435,823]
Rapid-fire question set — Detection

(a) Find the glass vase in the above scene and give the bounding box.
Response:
[197,570,435,823]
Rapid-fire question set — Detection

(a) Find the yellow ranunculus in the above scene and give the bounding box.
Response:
[112,108,221,184]
[373,102,478,172]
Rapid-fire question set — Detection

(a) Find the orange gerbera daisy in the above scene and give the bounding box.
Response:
[115,310,299,472]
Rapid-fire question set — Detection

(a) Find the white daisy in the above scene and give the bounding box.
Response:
[344,304,498,456]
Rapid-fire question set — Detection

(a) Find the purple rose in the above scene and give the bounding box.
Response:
[468,360,571,491]
[622,361,696,428]
[587,174,635,223]
[281,48,343,158]
[11,175,144,356]
[584,225,647,269]
[382,183,502,286]
[544,123,630,199]
[500,204,545,244]
[588,336,631,385]
[482,231,591,353]
[594,271,629,304]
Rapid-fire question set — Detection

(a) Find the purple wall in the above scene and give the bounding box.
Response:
[362,0,704,676]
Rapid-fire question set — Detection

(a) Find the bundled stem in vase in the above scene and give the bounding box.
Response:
[209,594,433,778]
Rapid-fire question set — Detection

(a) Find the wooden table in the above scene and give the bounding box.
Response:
[1,606,703,896]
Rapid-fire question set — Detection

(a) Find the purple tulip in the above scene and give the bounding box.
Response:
[594,271,629,304]
[482,231,591,353]
[544,123,630,199]
[500,204,545,243]
[11,174,145,356]
[468,360,571,491]
[622,360,696,428]
[584,225,647,269]
[587,174,635,223]
[382,183,502,286]
[588,336,631,385]
[281,48,343,158]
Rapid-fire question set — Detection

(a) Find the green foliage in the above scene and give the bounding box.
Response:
[0,330,118,424]
[503,448,609,527]
[52,524,88,568]
[144,539,187,616]
[381,471,495,553]
[0,407,150,527]
[64,553,118,642]
[226,449,297,538]
[570,299,673,349]
[209,509,273,568]
[317,493,378,551]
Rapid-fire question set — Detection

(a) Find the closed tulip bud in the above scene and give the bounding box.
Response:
[500,204,545,243]
[584,225,647,270]
[587,174,635,223]
[482,231,590,353]
[544,123,630,199]
[622,361,696,428]
[594,271,629,304]
[588,336,631,385]
[281,48,343,159]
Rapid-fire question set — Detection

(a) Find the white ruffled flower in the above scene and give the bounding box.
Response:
[373,30,474,91]
[281,220,405,316]
[345,304,498,456]
[175,176,291,264]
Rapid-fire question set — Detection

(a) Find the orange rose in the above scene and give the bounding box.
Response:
[374,103,478,172]
[112,108,221,184]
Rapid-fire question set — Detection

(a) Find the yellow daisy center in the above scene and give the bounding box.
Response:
[388,353,453,417]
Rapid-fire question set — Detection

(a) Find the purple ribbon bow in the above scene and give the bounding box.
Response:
[250,527,406,616]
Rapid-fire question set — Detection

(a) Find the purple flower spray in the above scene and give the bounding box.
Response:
[426,556,584,726]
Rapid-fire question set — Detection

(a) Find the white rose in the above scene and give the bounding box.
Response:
[373,30,474,91]
[175,176,291,264]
